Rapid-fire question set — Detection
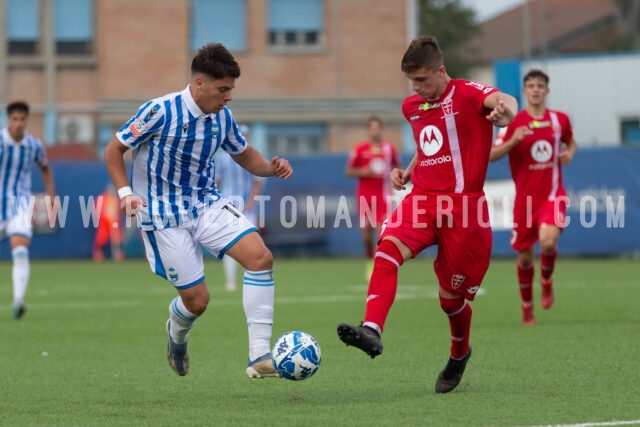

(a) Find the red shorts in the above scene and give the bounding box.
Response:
[379,192,492,300]
[357,192,392,228]
[511,197,567,251]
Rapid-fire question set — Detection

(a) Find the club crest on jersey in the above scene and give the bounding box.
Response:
[442,99,453,116]
[531,140,553,163]
[451,274,466,289]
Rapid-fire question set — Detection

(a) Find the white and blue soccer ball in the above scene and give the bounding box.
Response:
[272,331,321,381]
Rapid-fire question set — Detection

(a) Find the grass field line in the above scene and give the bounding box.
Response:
[0,285,489,312]
[523,419,640,427]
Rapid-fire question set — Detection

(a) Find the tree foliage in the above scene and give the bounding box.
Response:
[417,0,481,78]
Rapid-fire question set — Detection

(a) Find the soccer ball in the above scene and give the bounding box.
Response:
[271,331,321,380]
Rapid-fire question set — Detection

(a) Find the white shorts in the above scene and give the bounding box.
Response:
[140,198,258,289]
[0,210,33,241]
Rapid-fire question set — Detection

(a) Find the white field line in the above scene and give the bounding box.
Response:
[519,419,640,427]
[0,284,487,311]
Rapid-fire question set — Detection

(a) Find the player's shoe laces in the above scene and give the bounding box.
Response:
[246,353,280,379]
[541,278,554,309]
[12,302,26,320]
[521,304,535,325]
[337,323,383,358]
[165,320,189,376]
[435,346,472,393]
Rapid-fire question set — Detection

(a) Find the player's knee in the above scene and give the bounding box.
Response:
[539,239,557,254]
[11,245,29,260]
[374,239,405,269]
[244,247,273,271]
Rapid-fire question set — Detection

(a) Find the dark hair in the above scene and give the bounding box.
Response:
[524,69,549,85]
[7,101,29,115]
[401,36,443,73]
[191,43,240,80]
[366,115,384,127]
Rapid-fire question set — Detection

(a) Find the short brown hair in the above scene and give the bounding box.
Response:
[7,101,29,115]
[366,115,384,128]
[191,43,241,80]
[401,36,443,73]
[524,69,549,85]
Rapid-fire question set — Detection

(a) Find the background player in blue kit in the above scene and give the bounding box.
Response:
[0,101,56,319]
[215,124,265,291]
[104,43,293,378]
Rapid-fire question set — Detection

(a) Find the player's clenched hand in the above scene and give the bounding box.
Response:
[486,100,515,127]
[121,195,147,216]
[390,168,410,191]
[271,156,293,179]
[512,126,529,144]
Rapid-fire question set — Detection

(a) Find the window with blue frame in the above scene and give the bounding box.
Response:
[55,0,94,54]
[6,0,39,54]
[268,0,324,49]
[267,124,326,155]
[191,0,246,52]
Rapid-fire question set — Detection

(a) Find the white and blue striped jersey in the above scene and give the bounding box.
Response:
[0,128,47,221]
[215,151,264,209]
[116,85,247,230]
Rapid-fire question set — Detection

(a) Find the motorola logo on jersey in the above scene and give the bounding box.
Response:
[420,125,444,156]
[531,140,553,163]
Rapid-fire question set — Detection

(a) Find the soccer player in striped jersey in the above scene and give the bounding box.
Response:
[0,101,56,319]
[103,43,293,379]
[215,124,265,291]
[337,36,518,393]
[490,69,577,325]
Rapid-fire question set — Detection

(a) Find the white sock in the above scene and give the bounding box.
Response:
[168,296,198,344]
[223,255,236,286]
[12,246,30,303]
[243,269,274,361]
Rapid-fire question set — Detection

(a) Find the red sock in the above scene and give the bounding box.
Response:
[363,239,404,332]
[517,263,534,305]
[439,296,472,359]
[540,249,557,281]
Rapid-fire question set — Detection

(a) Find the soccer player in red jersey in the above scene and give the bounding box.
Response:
[337,36,518,393]
[346,116,402,279]
[490,69,577,325]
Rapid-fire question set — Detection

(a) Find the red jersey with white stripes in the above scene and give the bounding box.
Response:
[494,108,573,206]
[347,140,401,201]
[403,79,497,194]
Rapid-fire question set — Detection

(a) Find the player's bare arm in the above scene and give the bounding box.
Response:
[391,153,417,191]
[103,135,147,216]
[232,145,293,179]
[484,92,518,127]
[346,165,374,178]
[558,137,577,165]
[490,125,529,162]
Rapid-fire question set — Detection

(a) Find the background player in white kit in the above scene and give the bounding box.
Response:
[215,124,265,291]
[0,101,56,319]
[104,43,292,379]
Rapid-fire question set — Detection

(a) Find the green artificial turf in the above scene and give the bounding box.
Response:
[1,257,639,426]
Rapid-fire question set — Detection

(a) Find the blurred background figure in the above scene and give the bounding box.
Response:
[346,116,401,280]
[92,183,125,263]
[0,101,55,319]
[215,125,265,291]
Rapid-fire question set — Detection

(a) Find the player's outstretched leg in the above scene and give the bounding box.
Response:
[337,323,383,358]
[435,346,472,393]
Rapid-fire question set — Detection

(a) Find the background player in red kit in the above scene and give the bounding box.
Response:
[346,116,402,279]
[337,36,518,393]
[490,69,577,325]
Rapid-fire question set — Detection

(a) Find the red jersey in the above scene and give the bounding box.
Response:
[402,79,498,194]
[347,140,401,200]
[494,108,573,206]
